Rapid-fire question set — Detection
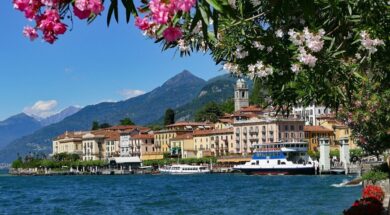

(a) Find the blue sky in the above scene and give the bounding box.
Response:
[0,1,223,120]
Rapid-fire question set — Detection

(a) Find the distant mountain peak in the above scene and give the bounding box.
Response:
[162,70,205,87]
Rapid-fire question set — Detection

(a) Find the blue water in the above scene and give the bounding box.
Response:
[0,172,360,215]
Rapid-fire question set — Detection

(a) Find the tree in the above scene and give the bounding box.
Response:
[195,102,223,123]
[220,99,234,114]
[249,78,267,106]
[120,118,135,126]
[92,121,100,130]
[99,123,111,129]
[12,1,390,156]
[164,108,175,126]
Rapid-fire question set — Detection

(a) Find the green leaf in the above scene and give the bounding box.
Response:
[107,0,118,26]
[205,0,224,13]
[212,10,219,38]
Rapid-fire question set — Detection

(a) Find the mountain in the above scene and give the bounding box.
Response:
[0,113,42,150]
[39,106,81,126]
[162,74,253,122]
[0,70,206,163]
[174,75,253,121]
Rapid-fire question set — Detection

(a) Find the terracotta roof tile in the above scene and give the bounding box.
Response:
[193,128,233,136]
[304,126,333,132]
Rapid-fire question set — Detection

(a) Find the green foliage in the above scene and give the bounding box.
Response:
[99,123,111,129]
[362,170,389,184]
[92,121,100,130]
[52,153,80,162]
[250,78,267,106]
[220,99,234,114]
[11,157,108,169]
[195,102,223,123]
[119,118,135,126]
[330,149,340,158]
[350,148,364,158]
[307,150,320,160]
[164,108,175,126]
[142,157,217,166]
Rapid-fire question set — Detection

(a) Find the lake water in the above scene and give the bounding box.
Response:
[0,171,360,215]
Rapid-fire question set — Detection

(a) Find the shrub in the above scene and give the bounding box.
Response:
[344,197,383,215]
[362,170,389,184]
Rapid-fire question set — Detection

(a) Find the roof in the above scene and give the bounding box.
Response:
[131,134,154,139]
[166,121,211,128]
[218,118,233,124]
[193,128,233,136]
[239,105,263,112]
[55,131,87,140]
[304,126,333,132]
[171,133,193,141]
[103,125,149,132]
[109,157,141,163]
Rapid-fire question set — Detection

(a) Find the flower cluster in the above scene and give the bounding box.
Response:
[288,27,325,69]
[73,0,104,20]
[134,0,196,42]
[252,41,265,50]
[223,62,241,74]
[362,185,385,202]
[248,61,273,78]
[360,31,385,54]
[234,45,249,59]
[13,0,103,43]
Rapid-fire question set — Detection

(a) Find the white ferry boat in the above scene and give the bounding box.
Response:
[159,164,210,175]
[233,142,316,175]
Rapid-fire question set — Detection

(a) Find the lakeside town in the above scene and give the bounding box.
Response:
[10,79,362,176]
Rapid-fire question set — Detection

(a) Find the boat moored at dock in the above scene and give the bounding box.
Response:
[233,142,316,175]
[159,164,210,175]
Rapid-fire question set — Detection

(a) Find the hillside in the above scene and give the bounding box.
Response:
[0,70,206,163]
[157,74,253,122]
[0,113,42,150]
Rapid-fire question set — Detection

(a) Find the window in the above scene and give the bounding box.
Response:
[290,125,294,131]
[241,91,245,98]
[285,125,288,131]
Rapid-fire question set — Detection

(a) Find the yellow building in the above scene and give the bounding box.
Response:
[193,128,234,158]
[317,115,357,149]
[52,131,87,156]
[131,134,163,161]
[304,126,335,151]
[170,133,196,158]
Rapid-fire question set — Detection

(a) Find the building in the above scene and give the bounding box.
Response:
[193,128,234,158]
[119,125,150,157]
[304,126,335,151]
[170,133,196,158]
[104,131,120,158]
[154,121,212,154]
[234,79,249,112]
[317,115,357,149]
[82,132,106,161]
[293,104,331,125]
[233,116,305,154]
[129,134,163,160]
[52,131,87,156]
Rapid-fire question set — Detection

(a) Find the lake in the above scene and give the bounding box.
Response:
[0,172,360,214]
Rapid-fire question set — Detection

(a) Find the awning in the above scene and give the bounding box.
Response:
[110,157,141,164]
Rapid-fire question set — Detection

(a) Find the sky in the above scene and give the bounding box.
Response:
[0,1,223,121]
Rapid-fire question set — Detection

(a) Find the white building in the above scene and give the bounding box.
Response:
[293,104,331,125]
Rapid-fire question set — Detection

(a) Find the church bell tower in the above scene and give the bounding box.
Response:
[234,79,249,112]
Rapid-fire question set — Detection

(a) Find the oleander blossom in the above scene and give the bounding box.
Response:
[252,41,265,50]
[135,17,151,31]
[248,61,273,78]
[37,9,67,43]
[235,45,249,59]
[223,62,240,74]
[174,0,196,12]
[163,26,182,42]
[73,0,104,19]
[360,31,384,54]
[23,26,38,41]
[291,64,301,74]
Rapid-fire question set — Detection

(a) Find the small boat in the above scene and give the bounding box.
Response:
[159,164,210,175]
[233,142,316,175]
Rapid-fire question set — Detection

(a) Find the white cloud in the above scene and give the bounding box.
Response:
[23,100,58,118]
[120,89,145,99]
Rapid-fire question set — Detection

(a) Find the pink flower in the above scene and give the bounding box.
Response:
[152,10,170,24]
[23,26,39,41]
[13,0,29,11]
[163,26,182,42]
[88,0,104,14]
[135,17,151,31]
[53,23,67,35]
[174,0,196,12]
[75,0,89,11]
[43,32,56,44]
[73,5,91,19]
